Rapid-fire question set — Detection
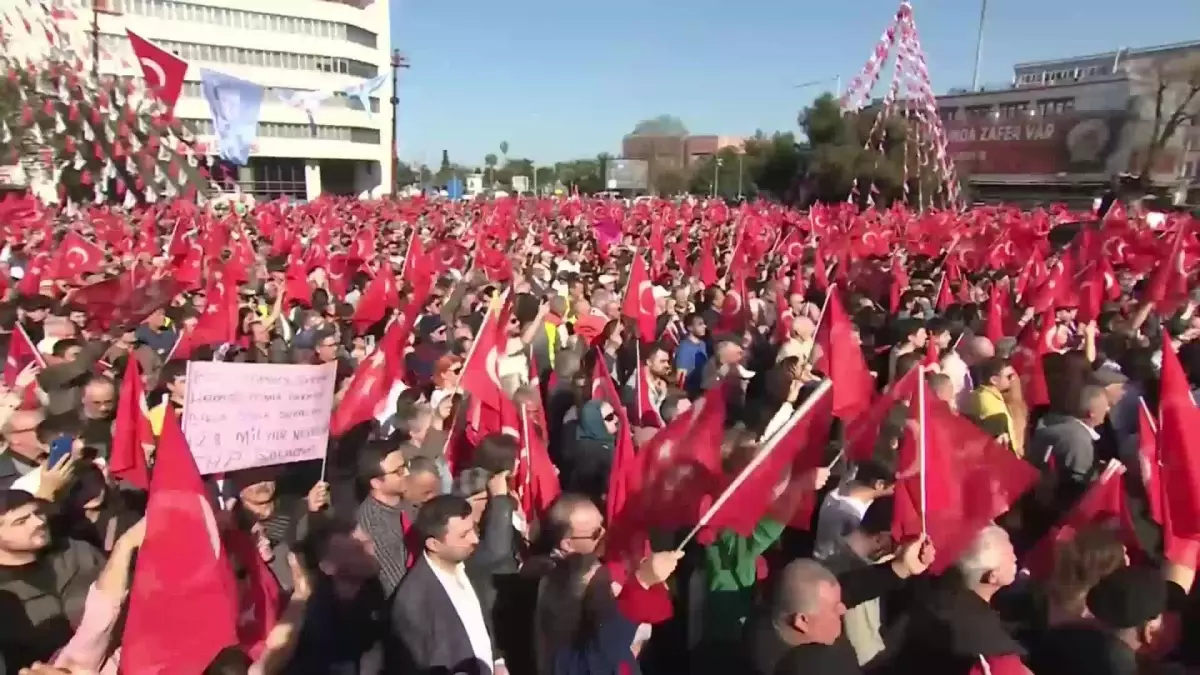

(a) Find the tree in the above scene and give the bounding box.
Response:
[1133,54,1200,180]
[630,115,689,137]
[534,165,557,193]
[484,153,498,185]
[418,164,434,185]
[434,149,453,185]
[798,93,948,208]
[0,53,205,205]
[394,160,418,188]
[653,168,688,196]
[554,158,603,194]
[499,140,509,162]
[498,158,533,190]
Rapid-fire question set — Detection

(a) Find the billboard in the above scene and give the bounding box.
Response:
[944,113,1126,176]
[604,158,650,190]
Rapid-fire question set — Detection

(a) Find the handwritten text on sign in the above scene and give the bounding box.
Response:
[182,361,337,475]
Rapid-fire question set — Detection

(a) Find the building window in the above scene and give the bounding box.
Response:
[938,107,959,122]
[998,101,1030,118]
[184,116,382,144]
[119,1,378,49]
[965,105,993,119]
[153,40,378,78]
[1036,97,1075,116]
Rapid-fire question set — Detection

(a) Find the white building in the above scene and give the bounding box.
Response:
[91,0,395,200]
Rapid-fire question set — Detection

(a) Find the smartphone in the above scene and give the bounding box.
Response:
[47,436,74,466]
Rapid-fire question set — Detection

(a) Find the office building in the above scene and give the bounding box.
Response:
[935,40,1200,203]
[79,0,394,200]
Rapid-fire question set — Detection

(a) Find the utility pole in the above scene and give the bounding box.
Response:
[971,0,989,91]
[714,157,723,198]
[91,0,119,79]
[737,152,744,199]
[390,49,410,194]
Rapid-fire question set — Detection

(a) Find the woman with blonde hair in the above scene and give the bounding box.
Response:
[1001,369,1030,459]
[1044,523,1128,627]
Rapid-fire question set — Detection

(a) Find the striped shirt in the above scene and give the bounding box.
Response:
[356,496,415,596]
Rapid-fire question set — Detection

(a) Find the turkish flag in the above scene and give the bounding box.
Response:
[3,323,44,388]
[121,405,240,673]
[109,357,153,490]
[127,29,188,112]
[620,254,657,342]
[50,231,105,280]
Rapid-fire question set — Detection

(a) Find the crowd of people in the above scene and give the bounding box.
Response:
[0,192,1196,675]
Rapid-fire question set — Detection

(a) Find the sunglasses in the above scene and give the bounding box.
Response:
[603,412,618,423]
[449,366,462,374]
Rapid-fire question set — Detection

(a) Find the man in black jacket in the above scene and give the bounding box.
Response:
[745,532,934,674]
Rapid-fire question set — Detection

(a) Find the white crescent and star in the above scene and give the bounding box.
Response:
[140,57,166,88]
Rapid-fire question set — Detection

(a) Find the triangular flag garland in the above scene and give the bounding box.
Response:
[0,0,390,205]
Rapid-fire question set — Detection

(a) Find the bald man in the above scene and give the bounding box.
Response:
[744,538,935,675]
[941,334,995,400]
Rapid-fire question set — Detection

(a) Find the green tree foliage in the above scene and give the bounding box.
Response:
[484,153,498,184]
[799,93,950,208]
[394,160,418,188]
[630,115,689,137]
[686,132,808,201]
[0,54,205,204]
[499,140,509,160]
[434,149,453,184]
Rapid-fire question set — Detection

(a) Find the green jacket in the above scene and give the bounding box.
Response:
[701,519,785,642]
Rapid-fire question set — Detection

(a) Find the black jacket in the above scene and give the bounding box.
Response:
[882,579,1025,675]
[389,555,494,675]
[465,494,520,656]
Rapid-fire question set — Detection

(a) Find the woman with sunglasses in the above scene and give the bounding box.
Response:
[560,400,620,508]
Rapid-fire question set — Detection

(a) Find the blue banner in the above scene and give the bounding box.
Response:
[200,69,265,166]
[341,74,387,119]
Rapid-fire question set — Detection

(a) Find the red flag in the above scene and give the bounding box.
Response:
[121,406,239,673]
[593,355,639,535]
[620,254,657,342]
[1157,337,1200,539]
[50,231,105,280]
[707,381,834,536]
[350,264,400,332]
[3,323,45,387]
[606,380,727,562]
[224,527,281,661]
[892,370,1038,573]
[109,357,153,490]
[331,282,429,436]
[127,29,188,111]
[813,290,875,422]
[1024,461,1132,578]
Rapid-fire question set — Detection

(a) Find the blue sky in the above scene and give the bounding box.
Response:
[390,0,1200,167]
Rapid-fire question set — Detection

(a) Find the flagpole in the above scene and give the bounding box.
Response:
[917,365,928,536]
[676,378,833,550]
[811,283,835,339]
[438,286,511,461]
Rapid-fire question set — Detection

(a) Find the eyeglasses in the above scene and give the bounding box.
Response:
[568,525,605,541]
[380,462,408,478]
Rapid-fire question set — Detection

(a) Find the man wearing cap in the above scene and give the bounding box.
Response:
[1028,566,1185,675]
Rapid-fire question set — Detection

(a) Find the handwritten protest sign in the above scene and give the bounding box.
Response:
[182,361,337,475]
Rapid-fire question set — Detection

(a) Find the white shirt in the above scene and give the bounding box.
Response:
[425,554,493,672]
[813,488,871,560]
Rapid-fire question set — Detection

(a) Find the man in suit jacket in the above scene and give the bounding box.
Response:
[390,494,504,675]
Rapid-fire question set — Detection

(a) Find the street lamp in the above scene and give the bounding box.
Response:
[794,75,843,97]
[390,49,410,193]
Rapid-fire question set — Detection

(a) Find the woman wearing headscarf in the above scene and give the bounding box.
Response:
[560,399,619,508]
